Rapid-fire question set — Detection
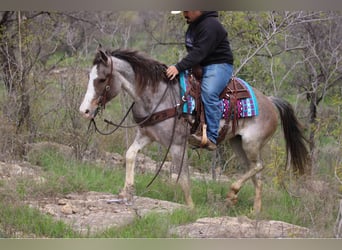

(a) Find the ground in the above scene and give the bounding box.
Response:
[0,142,310,238]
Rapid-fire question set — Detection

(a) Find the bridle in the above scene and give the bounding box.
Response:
[89,55,134,135]
[96,56,114,113]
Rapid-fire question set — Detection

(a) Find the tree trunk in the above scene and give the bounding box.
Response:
[308,92,319,175]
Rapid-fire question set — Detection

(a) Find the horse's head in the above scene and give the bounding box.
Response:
[79,49,120,119]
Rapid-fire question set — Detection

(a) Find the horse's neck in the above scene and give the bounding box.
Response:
[119,74,137,100]
[112,56,138,101]
[112,56,180,114]
[139,82,180,116]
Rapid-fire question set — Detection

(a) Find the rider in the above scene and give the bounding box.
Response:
[166,11,234,150]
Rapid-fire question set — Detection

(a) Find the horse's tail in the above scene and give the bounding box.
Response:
[270,96,309,175]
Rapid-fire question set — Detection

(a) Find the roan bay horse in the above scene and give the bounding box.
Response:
[79,48,309,213]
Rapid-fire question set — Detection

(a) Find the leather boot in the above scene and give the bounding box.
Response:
[188,134,217,151]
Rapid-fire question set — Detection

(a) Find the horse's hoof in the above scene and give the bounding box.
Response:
[107,195,133,206]
[107,198,126,204]
[113,187,134,205]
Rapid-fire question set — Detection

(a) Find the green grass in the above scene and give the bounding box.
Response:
[257,185,303,224]
[31,149,126,196]
[0,148,338,238]
[0,203,79,238]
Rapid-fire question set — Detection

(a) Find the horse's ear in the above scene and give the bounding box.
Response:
[97,47,109,65]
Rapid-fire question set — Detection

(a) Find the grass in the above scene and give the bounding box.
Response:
[98,208,196,238]
[0,147,339,238]
[0,203,79,238]
[31,149,126,196]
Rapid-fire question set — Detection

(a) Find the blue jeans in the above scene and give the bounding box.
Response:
[201,63,233,144]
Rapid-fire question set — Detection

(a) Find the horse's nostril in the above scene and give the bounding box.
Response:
[85,109,89,114]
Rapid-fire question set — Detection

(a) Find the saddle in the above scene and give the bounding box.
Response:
[184,66,251,145]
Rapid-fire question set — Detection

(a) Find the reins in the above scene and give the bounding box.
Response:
[88,102,135,135]
[146,112,177,188]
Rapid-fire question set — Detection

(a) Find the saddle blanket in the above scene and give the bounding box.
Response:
[179,70,259,119]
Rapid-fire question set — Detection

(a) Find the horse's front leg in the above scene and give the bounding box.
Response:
[118,130,151,203]
[170,144,194,208]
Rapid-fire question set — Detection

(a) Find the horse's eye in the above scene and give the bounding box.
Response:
[99,79,106,83]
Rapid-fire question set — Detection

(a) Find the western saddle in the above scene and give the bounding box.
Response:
[184,66,250,145]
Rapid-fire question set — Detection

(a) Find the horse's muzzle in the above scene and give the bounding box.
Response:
[80,107,98,119]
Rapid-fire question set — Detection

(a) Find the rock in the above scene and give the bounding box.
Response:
[27,191,186,235]
[61,204,75,215]
[170,216,310,238]
[43,204,58,216]
[58,199,68,205]
[0,161,45,184]
[30,191,310,238]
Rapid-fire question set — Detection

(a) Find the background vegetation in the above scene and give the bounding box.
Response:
[0,11,341,238]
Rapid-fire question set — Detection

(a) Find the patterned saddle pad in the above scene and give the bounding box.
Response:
[179,70,259,119]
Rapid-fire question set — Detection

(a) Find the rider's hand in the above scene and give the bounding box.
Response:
[166,65,179,80]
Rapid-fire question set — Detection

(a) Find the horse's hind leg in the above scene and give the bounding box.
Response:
[226,136,264,213]
[251,173,262,213]
[119,130,151,203]
[226,158,264,213]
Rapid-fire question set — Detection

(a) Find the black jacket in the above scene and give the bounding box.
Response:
[175,11,234,72]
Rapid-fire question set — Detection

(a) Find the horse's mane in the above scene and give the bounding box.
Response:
[107,49,176,95]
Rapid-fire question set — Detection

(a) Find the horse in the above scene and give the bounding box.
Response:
[79,48,309,213]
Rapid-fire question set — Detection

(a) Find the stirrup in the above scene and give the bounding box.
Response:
[201,124,208,146]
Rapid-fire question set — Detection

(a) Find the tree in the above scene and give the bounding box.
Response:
[0,11,48,135]
[284,12,342,173]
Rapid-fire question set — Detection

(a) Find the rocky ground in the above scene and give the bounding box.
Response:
[0,142,311,238]
[26,191,186,236]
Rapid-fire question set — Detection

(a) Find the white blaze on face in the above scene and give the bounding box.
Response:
[79,66,98,118]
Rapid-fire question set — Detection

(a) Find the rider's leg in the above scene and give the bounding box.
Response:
[201,63,233,144]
